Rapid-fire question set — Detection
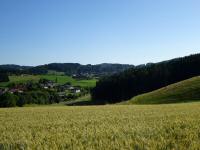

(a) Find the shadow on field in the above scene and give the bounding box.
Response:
[64,99,105,106]
[65,100,95,106]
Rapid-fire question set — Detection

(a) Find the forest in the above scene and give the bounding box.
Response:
[91,54,200,104]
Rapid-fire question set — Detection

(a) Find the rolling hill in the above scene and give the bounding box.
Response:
[122,76,200,104]
[0,63,134,76]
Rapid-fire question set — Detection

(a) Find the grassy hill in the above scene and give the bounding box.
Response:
[123,76,200,104]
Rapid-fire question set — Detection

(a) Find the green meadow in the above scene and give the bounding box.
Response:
[0,75,97,88]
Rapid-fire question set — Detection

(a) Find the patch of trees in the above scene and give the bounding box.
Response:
[91,53,200,104]
[0,73,9,82]
[0,65,32,75]
[27,66,48,75]
[0,91,61,107]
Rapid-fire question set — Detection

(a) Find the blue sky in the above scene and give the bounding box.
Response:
[0,0,200,66]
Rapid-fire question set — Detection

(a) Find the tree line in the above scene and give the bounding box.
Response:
[0,82,61,107]
[91,53,200,104]
[0,91,60,107]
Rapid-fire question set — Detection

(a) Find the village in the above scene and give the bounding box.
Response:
[0,78,85,101]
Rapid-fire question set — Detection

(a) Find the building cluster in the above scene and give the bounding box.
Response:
[0,84,26,95]
[0,79,82,99]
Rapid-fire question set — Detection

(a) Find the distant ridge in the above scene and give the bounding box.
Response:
[0,63,134,76]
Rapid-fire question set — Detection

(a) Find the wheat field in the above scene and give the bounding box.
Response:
[0,103,200,150]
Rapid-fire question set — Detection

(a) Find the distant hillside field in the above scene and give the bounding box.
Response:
[0,75,40,87]
[123,76,200,104]
[0,75,97,88]
[0,103,200,149]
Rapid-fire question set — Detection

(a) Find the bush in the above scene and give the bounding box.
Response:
[0,92,18,107]
[49,91,61,103]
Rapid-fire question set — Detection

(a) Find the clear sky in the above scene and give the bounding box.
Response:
[0,0,200,66]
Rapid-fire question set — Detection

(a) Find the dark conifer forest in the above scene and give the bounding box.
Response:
[91,54,200,104]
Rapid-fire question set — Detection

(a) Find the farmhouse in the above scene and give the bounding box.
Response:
[72,73,90,80]
[40,80,56,89]
[8,84,27,94]
[9,88,24,94]
[69,86,81,94]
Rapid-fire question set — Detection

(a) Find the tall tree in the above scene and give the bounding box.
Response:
[0,73,9,82]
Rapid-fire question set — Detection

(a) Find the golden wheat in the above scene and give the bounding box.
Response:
[0,103,200,150]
